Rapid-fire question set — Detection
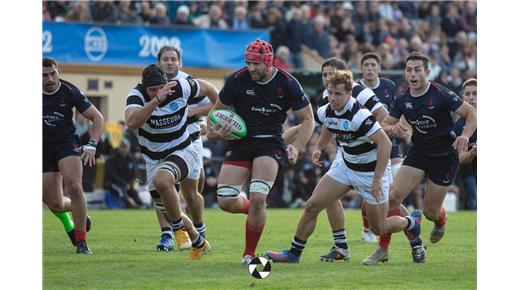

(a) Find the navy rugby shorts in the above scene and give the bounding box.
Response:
[223,137,288,169]
[43,135,82,172]
[402,146,459,186]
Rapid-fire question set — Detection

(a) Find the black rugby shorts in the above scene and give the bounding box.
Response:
[402,146,459,186]
[43,135,82,172]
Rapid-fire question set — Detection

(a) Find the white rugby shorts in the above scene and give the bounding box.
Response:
[326,157,392,205]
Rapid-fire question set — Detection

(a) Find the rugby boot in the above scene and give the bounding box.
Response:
[156,234,174,252]
[76,240,92,254]
[189,240,211,260]
[361,228,377,243]
[362,246,389,265]
[430,208,447,244]
[266,250,300,263]
[242,255,254,266]
[411,244,426,263]
[320,246,350,262]
[174,229,192,250]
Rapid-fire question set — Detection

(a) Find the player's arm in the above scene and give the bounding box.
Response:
[282,124,300,145]
[311,126,333,167]
[453,102,477,153]
[369,128,392,202]
[382,115,402,137]
[125,82,177,130]
[196,79,219,104]
[372,106,388,124]
[80,105,104,166]
[291,104,315,152]
[205,98,236,140]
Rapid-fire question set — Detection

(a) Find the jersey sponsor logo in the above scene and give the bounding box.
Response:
[246,89,256,96]
[270,103,282,110]
[148,113,184,129]
[409,115,437,134]
[251,106,278,115]
[43,112,65,126]
[342,120,350,130]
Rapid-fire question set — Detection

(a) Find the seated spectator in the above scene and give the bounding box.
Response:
[229,5,249,30]
[304,15,331,59]
[103,140,143,209]
[138,1,154,24]
[47,0,70,21]
[173,4,194,26]
[90,0,117,23]
[65,2,91,23]
[149,2,170,26]
[193,4,228,29]
[273,45,292,71]
[116,0,142,24]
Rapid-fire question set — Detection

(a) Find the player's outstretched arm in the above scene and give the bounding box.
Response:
[282,124,301,145]
[372,106,389,124]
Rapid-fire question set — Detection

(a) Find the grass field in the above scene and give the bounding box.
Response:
[43,209,476,289]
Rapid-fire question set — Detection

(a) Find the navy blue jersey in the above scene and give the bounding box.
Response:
[43,80,92,142]
[359,77,396,110]
[389,82,463,156]
[453,117,477,174]
[219,67,310,138]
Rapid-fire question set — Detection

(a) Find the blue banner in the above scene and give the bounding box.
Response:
[42,22,270,69]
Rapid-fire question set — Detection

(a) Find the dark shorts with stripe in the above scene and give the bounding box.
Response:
[391,144,403,159]
[43,135,82,173]
[223,137,287,169]
[403,146,459,186]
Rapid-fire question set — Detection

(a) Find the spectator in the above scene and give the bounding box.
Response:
[442,4,462,42]
[273,45,291,71]
[47,0,70,21]
[173,4,194,27]
[65,2,92,23]
[265,7,286,51]
[138,1,154,24]
[149,2,170,26]
[304,15,331,58]
[248,2,267,28]
[460,1,477,34]
[90,0,117,23]
[285,7,306,69]
[427,3,442,28]
[103,139,143,209]
[229,5,249,30]
[116,0,142,24]
[193,4,228,29]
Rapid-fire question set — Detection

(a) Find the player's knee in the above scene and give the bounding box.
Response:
[304,200,321,216]
[66,181,83,195]
[249,179,273,195]
[217,196,238,212]
[152,174,172,194]
[249,194,266,208]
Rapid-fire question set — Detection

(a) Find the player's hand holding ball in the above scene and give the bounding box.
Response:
[208,109,247,140]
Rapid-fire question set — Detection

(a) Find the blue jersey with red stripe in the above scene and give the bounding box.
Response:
[219,67,310,138]
[389,82,463,156]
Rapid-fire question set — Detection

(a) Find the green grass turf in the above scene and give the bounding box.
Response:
[43,209,476,289]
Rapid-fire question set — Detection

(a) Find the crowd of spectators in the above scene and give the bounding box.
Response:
[49,1,477,211]
[44,0,477,92]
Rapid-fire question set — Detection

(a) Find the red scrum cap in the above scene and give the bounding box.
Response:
[245,39,274,74]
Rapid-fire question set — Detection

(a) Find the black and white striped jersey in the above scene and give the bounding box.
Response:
[318,82,384,113]
[316,97,382,172]
[169,71,210,141]
[125,77,200,160]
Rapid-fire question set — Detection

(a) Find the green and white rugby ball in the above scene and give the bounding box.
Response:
[209,109,247,139]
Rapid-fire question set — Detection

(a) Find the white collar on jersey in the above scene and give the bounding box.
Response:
[168,70,190,81]
[360,78,380,90]
[410,82,431,97]
[334,96,355,115]
[256,68,278,85]
[43,81,62,95]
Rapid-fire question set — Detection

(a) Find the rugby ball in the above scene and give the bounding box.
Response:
[209,109,247,138]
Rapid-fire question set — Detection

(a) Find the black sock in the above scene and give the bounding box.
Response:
[171,218,184,231]
[289,236,306,257]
